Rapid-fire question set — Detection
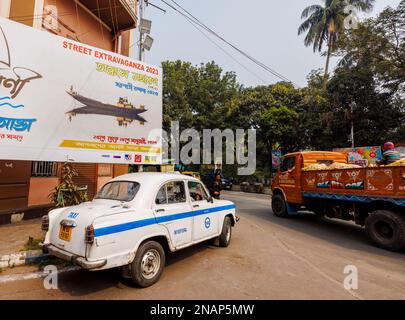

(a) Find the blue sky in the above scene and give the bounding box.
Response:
[135,0,402,87]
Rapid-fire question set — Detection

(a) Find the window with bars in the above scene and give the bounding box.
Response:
[31,162,58,177]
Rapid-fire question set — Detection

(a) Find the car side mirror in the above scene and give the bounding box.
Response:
[207,196,214,203]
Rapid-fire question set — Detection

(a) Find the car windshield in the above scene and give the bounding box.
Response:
[94,181,140,202]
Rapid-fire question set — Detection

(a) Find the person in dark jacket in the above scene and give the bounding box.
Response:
[210,174,222,199]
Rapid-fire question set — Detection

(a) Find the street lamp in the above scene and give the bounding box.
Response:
[143,35,154,51]
[139,18,152,34]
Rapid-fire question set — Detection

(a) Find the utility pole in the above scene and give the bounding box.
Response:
[138,0,145,62]
[137,0,145,173]
[350,102,355,148]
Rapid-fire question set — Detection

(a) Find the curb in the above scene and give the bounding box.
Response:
[0,250,50,269]
[0,204,53,226]
[0,266,80,284]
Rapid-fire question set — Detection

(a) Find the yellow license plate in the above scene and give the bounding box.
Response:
[59,225,72,241]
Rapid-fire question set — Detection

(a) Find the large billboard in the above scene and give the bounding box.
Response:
[0,17,162,165]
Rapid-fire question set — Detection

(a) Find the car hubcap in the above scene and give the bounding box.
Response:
[375,221,394,239]
[141,249,161,279]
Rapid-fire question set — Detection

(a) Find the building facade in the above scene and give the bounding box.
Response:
[0,0,138,224]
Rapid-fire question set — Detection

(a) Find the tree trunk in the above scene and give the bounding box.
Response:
[323,36,333,90]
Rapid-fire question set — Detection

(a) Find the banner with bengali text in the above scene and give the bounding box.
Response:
[0,17,162,164]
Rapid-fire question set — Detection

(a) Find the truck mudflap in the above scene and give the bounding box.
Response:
[45,244,107,269]
[286,203,300,214]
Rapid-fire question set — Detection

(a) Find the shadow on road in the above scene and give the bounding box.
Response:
[56,242,216,297]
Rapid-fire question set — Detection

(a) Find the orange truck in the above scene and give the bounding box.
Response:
[271,151,405,251]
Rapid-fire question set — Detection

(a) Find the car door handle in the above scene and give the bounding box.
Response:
[156,209,165,213]
[193,205,200,208]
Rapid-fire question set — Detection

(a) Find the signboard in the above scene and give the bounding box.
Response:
[272,150,282,169]
[333,146,382,167]
[0,17,162,164]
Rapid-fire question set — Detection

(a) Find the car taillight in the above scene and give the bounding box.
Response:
[85,225,94,244]
[41,215,49,231]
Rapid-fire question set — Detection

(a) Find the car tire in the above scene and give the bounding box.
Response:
[272,194,288,217]
[365,210,405,251]
[131,241,165,288]
[219,216,232,247]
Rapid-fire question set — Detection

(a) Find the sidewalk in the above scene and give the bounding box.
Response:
[0,218,43,257]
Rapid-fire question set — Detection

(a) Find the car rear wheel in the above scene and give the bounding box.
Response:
[131,241,165,287]
[272,194,288,217]
[365,210,405,251]
[219,216,232,247]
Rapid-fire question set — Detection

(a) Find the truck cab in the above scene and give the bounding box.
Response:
[272,151,347,209]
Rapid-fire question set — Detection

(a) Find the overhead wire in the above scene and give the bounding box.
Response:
[166,11,268,84]
[162,0,298,86]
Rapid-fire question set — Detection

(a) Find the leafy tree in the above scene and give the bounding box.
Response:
[296,69,334,149]
[337,1,405,94]
[161,60,196,132]
[227,82,302,172]
[298,0,374,83]
[330,1,405,146]
[326,65,402,147]
[162,60,241,132]
[160,2,404,178]
[162,60,241,170]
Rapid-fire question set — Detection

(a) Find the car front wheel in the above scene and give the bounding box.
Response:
[219,216,232,247]
[131,241,165,287]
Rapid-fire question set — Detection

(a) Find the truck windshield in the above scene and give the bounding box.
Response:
[95,181,140,202]
[280,157,296,172]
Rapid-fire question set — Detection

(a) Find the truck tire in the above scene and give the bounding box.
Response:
[219,216,232,247]
[131,241,165,288]
[365,210,405,251]
[272,194,288,217]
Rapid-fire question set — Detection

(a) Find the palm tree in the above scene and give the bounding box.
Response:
[298,0,374,85]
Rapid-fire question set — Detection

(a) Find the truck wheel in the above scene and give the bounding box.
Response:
[272,194,288,217]
[131,241,165,288]
[365,210,405,251]
[219,216,232,247]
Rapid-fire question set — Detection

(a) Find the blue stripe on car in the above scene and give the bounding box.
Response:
[94,204,236,237]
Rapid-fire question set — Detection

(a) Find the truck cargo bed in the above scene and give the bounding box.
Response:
[301,166,405,206]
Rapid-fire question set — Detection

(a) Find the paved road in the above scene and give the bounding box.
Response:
[1,191,405,300]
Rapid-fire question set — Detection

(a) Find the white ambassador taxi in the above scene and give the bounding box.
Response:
[42,172,237,287]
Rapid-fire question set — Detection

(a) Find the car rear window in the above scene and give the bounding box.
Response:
[95,181,140,202]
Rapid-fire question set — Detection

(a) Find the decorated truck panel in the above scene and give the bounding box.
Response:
[302,167,405,206]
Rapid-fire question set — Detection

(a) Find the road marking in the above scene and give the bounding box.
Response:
[0,266,80,284]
